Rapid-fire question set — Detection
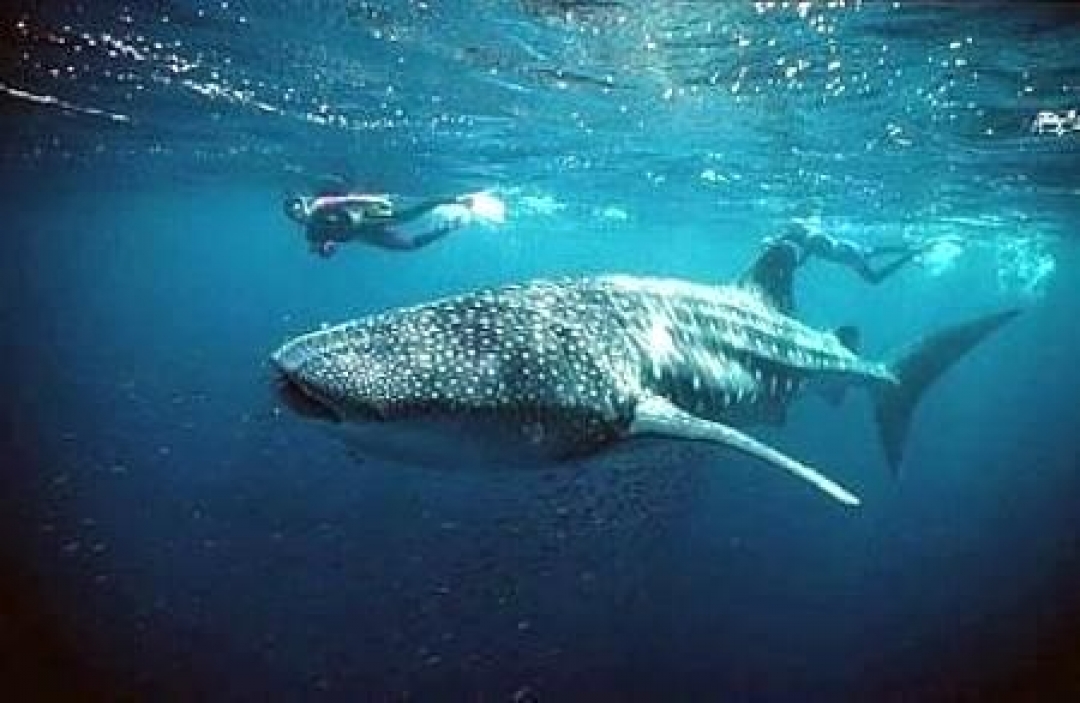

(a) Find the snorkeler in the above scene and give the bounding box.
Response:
[283,190,506,258]
[766,222,925,285]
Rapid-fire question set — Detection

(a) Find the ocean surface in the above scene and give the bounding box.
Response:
[1,1,1079,700]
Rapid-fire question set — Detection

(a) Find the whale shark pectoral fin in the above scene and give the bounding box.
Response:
[629,397,861,507]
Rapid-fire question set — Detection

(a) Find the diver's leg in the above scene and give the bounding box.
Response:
[406,224,456,249]
[391,197,460,222]
[862,250,921,284]
[867,243,918,258]
[372,223,457,251]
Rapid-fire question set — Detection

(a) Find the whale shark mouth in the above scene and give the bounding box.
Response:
[270,333,345,423]
[272,371,340,423]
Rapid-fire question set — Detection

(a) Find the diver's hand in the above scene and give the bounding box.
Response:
[311,241,337,258]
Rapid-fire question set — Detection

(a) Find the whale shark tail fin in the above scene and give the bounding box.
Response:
[873,309,1020,475]
[740,241,799,314]
[833,325,860,353]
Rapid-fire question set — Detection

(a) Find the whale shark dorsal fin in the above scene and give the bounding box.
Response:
[739,241,799,314]
[629,396,860,507]
[833,325,860,353]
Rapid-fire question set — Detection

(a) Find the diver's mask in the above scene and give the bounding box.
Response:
[284,196,312,223]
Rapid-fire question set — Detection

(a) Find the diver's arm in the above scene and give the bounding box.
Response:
[405,224,456,249]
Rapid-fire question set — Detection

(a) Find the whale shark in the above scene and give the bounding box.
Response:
[271,245,1018,507]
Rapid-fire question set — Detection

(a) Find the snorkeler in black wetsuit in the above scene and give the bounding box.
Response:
[283,192,488,258]
[766,222,925,285]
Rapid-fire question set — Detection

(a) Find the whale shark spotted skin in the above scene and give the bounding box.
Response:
[272,248,1018,507]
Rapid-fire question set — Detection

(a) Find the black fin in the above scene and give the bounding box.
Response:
[740,241,799,314]
[833,325,860,353]
[873,309,1020,475]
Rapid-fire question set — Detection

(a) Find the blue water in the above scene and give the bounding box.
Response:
[2,1,1079,699]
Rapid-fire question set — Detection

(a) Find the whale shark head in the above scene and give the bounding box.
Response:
[269,295,576,426]
[270,323,390,423]
[269,290,640,468]
[270,283,630,427]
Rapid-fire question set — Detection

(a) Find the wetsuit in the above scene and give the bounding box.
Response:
[289,194,472,257]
